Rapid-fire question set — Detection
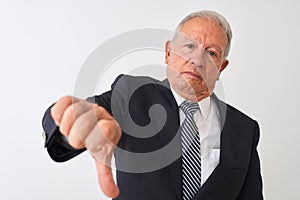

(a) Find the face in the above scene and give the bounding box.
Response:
[165,17,229,102]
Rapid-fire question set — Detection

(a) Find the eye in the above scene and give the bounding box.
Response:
[207,50,217,57]
[182,43,195,53]
[207,49,221,61]
[185,44,195,49]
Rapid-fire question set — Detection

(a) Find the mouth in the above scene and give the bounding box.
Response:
[182,71,203,80]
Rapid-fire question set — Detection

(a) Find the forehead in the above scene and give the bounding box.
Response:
[179,17,228,50]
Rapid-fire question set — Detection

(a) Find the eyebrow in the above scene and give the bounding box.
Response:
[208,45,224,53]
[173,33,225,55]
[201,42,224,56]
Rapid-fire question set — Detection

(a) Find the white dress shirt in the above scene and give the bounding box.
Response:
[170,88,221,185]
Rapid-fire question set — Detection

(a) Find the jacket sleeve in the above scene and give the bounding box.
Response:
[42,105,86,162]
[237,121,264,199]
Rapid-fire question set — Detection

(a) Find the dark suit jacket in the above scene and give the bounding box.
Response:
[42,75,263,200]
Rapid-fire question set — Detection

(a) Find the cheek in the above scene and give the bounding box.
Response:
[167,56,187,73]
[205,61,221,77]
[206,67,217,76]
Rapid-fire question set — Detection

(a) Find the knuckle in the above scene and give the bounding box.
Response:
[59,126,68,137]
[97,105,106,113]
[51,96,74,120]
[59,107,74,134]
[77,118,93,131]
[50,106,59,120]
[59,95,73,104]
[99,120,121,144]
[100,123,112,138]
[74,100,95,115]
[77,112,97,129]
[68,132,84,149]
[64,104,74,118]
[69,139,83,149]
[72,101,89,117]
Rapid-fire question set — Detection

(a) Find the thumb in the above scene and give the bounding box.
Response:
[95,159,120,198]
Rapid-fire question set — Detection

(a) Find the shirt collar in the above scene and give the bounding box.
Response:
[170,87,211,119]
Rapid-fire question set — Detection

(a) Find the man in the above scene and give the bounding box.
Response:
[42,10,263,199]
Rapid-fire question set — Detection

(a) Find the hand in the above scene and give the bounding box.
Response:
[51,96,122,198]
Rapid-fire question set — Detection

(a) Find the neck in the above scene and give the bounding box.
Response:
[171,84,211,103]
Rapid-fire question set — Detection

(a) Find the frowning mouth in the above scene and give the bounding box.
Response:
[182,71,203,80]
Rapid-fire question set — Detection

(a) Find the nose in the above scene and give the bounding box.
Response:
[190,48,206,68]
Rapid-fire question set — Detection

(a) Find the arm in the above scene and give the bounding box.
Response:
[237,121,264,199]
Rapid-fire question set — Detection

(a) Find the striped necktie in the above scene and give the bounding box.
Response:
[180,100,201,200]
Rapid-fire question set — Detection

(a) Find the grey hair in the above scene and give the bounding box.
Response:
[174,10,233,58]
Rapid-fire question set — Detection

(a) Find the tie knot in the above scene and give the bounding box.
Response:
[181,100,199,115]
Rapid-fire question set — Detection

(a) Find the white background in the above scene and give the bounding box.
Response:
[1,0,299,199]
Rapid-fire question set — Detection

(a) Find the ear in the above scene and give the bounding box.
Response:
[164,40,172,64]
[217,59,229,80]
[220,59,229,73]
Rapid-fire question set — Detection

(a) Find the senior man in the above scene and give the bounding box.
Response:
[42,10,263,200]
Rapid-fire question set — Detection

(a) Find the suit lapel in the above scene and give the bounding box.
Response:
[151,80,183,200]
[193,95,237,199]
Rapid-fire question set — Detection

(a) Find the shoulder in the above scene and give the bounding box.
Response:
[224,103,260,145]
[110,74,169,95]
[111,74,164,88]
[226,104,258,125]
[213,94,260,139]
[212,93,258,126]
